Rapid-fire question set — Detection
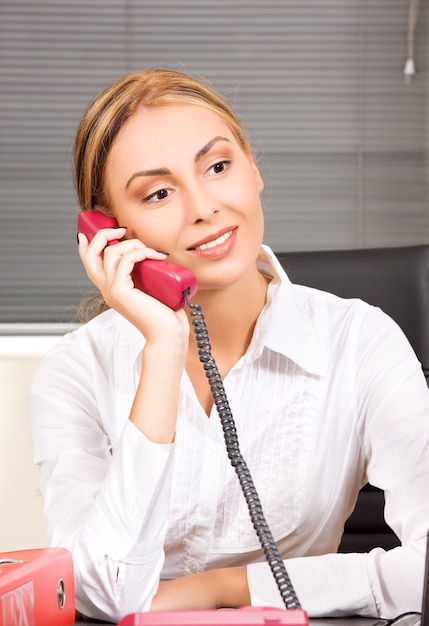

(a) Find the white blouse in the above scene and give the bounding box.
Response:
[29,246,429,622]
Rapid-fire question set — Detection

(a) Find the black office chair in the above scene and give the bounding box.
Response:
[275,244,429,553]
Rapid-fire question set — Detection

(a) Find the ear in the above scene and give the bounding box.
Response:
[251,161,264,193]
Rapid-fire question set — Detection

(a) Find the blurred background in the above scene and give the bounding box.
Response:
[1,0,428,326]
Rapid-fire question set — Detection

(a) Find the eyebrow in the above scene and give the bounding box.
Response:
[125,136,231,189]
[126,167,171,189]
[194,136,231,163]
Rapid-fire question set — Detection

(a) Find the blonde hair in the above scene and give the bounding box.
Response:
[74,67,252,215]
[74,68,253,320]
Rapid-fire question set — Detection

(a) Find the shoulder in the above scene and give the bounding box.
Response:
[32,309,144,387]
[266,245,401,340]
[294,282,406,354]
[263,245,378,327]
[263,258,384,376]
[58,308,138,353]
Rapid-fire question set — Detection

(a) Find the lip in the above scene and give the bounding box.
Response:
[187,226,238,259]
[187,226,238,250]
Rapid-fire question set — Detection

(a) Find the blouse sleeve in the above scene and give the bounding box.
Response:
[248,306,429,619]
[29,336,174,622]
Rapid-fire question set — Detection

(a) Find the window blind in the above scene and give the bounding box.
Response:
[0,0,427,325]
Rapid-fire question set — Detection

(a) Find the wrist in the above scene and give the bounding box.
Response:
[143,310,189,367]
[212,566,250,609]
[150,567,250,612]
[129,339,186,444]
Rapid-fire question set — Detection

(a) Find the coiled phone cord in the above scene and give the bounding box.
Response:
[186,297,302,611]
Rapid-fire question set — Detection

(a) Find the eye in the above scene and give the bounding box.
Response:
[143,188,171,203]
[207,160,231,176]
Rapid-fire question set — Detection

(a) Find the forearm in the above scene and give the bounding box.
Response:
[36,419,174,620]
[248,542,427,619]
[151,567,250,611]
[130,337,187,444]
[73,539,166,621]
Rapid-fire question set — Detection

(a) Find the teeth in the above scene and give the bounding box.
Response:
[195,230,233,251]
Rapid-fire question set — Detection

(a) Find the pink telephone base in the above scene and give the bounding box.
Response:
[118,607,309,626]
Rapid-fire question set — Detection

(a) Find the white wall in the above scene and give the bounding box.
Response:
[0,336,61,551]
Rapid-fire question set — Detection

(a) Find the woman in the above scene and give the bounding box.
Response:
[30,68,429,622]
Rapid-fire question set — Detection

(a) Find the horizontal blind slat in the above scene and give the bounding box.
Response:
[0,0,427,324]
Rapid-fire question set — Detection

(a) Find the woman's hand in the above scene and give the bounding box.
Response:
[78,226,190,444]
[77,227,189,342]
[150,567,250,611]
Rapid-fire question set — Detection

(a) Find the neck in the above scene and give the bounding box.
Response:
[186,265,270,361]
[184,265,270,414]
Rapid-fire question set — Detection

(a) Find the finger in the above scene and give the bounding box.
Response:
[102,238,147,280]
[89,227,127,251]
[78,227,126,284]
[103,239,168,266]
[77,232,89,254]
[112,246,169,286]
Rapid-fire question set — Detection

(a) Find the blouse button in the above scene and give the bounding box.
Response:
[200,506,212,519]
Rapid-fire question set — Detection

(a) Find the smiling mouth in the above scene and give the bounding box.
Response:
[189,229,235,251]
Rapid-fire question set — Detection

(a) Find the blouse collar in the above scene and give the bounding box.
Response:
[254,245,329,377]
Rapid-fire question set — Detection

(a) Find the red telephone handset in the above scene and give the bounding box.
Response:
[78,210,197,310]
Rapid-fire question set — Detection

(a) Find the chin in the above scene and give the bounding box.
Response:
[197,265,258,295]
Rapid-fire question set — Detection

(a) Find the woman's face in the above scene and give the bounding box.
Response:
[104,104,264,292]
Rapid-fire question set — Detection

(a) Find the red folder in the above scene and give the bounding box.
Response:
[0,547,75,626]
[118,607,309,626]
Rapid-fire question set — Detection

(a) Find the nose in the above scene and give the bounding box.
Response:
[184,181,220,224]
